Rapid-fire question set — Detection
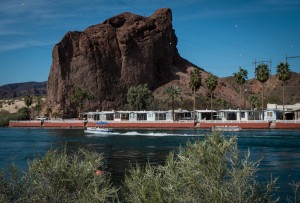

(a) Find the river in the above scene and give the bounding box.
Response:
[1,127,300,201]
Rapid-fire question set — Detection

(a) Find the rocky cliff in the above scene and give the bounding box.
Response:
[46,8,196,115]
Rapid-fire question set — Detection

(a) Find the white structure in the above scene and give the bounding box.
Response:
[267,103,300,120]
[195,110,217,121]
[82,109,192,122]
[217,109,262,121]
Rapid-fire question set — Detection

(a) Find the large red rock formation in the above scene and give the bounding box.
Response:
[46,8,193,116]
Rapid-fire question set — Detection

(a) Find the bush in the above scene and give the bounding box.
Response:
[0,148,118,203]
[0,107,30,127]
[123,133,279,203]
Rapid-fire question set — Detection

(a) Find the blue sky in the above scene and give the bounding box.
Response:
[0,0,299,86]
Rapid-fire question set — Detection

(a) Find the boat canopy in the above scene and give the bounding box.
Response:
[96,121,109,125]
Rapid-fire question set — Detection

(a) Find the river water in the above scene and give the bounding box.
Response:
[1,127,300,201]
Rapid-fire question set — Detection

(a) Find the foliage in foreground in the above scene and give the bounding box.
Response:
[0,148,118,203]
[123,133,279,203]
[1,133,300,203]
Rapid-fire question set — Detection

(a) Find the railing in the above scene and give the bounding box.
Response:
[276,120,300,123]
[44,120,85,123]
[10,120,41,123]
[199,120,269,123]
[86,119,195,123]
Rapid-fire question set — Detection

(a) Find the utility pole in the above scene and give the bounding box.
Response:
[286,54,300,63]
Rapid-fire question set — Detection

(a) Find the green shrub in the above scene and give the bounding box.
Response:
[0,148,118,203]
[0,107,30,127]
[123,132,279,203]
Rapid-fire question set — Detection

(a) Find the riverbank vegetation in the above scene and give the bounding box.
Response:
[0,133,299,202]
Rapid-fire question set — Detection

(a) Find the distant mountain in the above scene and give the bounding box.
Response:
[0,81,47,99]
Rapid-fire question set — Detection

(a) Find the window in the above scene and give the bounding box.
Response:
[267,111,273,117]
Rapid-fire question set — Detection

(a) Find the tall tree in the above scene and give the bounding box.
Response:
[46,107,52,119]
[276,62,291,120]
[34,96,42,117]
[233,67,248,111]
[255,63,270,120]
[164,85,182,121]
[24,95,33,119]
[189,68,201,120]
[249,95,261,109]
[24,95,33,108]
[205,75,218,120]
[127,84,153,111]
[71,87,94,118]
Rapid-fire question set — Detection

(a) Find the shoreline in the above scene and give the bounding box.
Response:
[8,120,300,129]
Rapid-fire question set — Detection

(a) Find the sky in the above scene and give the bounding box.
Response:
[0,0,299,86]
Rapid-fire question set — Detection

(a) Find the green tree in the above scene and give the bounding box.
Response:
[127,84,153,111]
[34,97,42,117]
[24,95,33,119]
[189,68,201,120]
[249,95,261,109]
[46,107,52,119]
[217,98,228,109]
[276,62,291,120]
[52,112,59,119]
[24,95,33,108]
[233,67,248,111]
[255,63,270,120]
[164,85,182,121]
[71,87,94,118]
[205,75,218,120]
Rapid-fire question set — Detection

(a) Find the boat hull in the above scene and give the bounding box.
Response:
[211,126,242,132]
[84,127,113,134]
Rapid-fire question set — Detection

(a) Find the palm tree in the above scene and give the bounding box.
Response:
[189,68,201,120]
[276,62,291,120]
[255,63,270,120]
[249,95,261,109]
[205,75,218,120]
[71,87,94,118]
[164,85,182,121]
[233,67,248,111]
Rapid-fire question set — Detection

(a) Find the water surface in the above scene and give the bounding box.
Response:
[1,128,300,201]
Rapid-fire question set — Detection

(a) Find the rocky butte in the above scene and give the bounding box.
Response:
[45,7,299,117]
[46,8,200,116]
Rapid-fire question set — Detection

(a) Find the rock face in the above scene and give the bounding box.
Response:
[47,8,190,115]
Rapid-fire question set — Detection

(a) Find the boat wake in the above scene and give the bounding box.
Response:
[85,131,203,137]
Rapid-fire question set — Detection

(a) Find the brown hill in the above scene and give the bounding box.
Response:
[0,81,47,99]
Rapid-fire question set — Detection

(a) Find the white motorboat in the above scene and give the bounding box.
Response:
[84,127,113,134]
[211,126,242,132]
[84,121,113,134]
